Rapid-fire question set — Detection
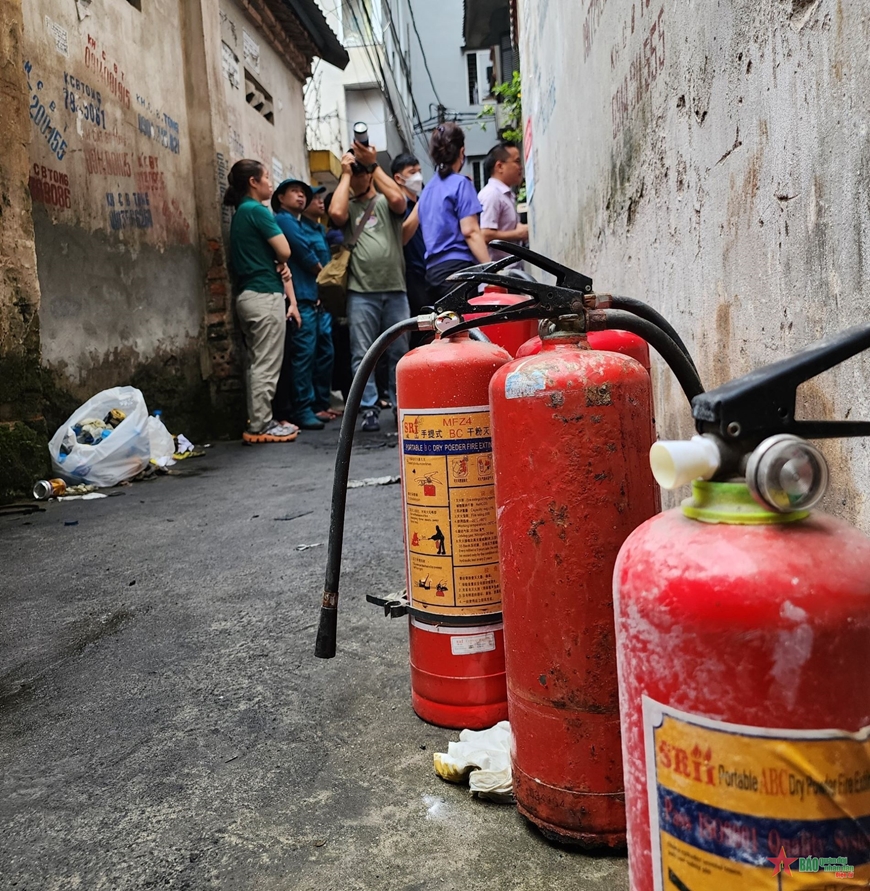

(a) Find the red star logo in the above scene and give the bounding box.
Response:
[768,846,799,875]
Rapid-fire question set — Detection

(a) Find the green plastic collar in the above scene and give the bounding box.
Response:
[682,481,809,525]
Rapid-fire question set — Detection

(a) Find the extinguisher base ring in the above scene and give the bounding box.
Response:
[518,804,627,852]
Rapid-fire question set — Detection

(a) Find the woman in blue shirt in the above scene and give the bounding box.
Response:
[415,123,491,299]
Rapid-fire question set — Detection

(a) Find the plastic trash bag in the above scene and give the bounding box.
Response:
[146,415,176,467]
[49,386,151,486]
[433,721,513,803]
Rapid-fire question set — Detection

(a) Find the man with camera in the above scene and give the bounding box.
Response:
[328,132,409,433]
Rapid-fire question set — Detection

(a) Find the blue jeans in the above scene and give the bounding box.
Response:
[347,290,410,411]
[291,303,334,417]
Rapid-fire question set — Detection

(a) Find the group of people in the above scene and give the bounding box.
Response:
[222,123,527,443]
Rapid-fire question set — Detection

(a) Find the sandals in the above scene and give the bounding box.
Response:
[376,399,393,411]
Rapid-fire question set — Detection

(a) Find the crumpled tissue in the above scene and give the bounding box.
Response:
[433,721,513,803]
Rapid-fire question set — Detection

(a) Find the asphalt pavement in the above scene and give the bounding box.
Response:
[0,413,629,891]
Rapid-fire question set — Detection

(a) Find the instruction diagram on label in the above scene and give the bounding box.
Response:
[401,407,500,617]
[643,697,870,889]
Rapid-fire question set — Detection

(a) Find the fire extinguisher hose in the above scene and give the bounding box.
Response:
[608,295,699,376]
[598,309,704,403]
[316,316,426,659]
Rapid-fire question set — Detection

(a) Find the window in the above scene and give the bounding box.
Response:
[342,0,375,46]
[466,49,497,106]
[245,71,273,124]
[469,156,486,193]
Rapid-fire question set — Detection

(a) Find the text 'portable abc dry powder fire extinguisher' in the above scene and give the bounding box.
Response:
[449,245,702,846]
[614,324,870,890]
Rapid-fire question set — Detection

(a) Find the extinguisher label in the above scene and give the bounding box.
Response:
[643,696,870,889]
[450,631,496,656]
[400,407,501,618]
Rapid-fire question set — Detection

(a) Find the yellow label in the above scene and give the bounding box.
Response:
[643,697,870,889]
[400,407,500,617]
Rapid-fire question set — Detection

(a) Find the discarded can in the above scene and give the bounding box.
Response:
[33,478,67,500]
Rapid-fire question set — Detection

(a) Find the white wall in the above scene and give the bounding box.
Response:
[520,0,870,529]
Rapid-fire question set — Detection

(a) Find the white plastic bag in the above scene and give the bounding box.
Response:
[433,721,513,803]
[49,386,151,487]
[146,416,176,467]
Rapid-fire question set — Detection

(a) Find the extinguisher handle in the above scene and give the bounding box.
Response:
[487,240,594,293]
[445,269,589,315]
[693,322,870,442]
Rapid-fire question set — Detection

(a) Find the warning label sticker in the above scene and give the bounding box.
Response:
[643,697,870,889]
[400,407,500,618]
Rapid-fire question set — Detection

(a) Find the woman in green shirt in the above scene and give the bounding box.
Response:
[224,160,298,443]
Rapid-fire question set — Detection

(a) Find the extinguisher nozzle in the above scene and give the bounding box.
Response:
[650,436,721,489]
[315,606,338,659]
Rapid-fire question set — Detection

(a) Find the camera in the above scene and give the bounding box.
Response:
[352,121,369,146]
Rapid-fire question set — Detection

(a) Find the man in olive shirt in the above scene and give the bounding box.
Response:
[328,140,408,433]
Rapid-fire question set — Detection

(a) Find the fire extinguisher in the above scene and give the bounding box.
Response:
[313,295,513,728]
[451,245,703,847]
[614,324,870,890]
[394,330,513,729]
[467,285,539,356]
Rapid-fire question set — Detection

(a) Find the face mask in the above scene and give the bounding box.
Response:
[403,172,423,197]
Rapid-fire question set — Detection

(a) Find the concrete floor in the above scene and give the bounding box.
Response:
[0,416,629,891]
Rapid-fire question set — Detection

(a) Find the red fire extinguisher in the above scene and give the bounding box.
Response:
[614,324,870,890]
[488,314,660,847]
[467,285,539,356]
[395,330,513,729]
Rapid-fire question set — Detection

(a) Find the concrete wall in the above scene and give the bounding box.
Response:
[219,0,308,180]
[0,0,48,498]
[519,0,870,529]
[22,0,203,405]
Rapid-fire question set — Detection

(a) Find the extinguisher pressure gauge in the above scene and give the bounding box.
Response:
[745,434,829,513]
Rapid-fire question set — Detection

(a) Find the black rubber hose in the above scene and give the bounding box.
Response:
[600,309,704,404]
[469,327,492,342]
[315,316,422,659]
[609,295,699,375]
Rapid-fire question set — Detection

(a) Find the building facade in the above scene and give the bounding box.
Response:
[2,0,345,495]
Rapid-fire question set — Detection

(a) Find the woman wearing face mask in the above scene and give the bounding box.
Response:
[390,154,427,344]
[413,122,490,300]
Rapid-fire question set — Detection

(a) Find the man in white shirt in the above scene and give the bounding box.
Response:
[478,143,529,262]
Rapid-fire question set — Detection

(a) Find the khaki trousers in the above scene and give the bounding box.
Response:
[235,290,285,433]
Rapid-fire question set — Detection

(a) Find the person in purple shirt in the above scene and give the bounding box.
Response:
[412,122,491,300]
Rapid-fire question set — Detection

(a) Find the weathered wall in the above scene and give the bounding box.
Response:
[0,0,48,498]
[21,0,204,423]
[219,0,309,180]
[520,0,870,529]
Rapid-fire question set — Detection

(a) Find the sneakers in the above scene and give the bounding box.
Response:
[242,420,299,443]
[361,410,380,432]
[293,410,325,430]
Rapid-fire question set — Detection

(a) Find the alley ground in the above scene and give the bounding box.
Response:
[0,415,629,891]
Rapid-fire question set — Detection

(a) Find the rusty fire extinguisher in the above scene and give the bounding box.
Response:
[449,244,702,846]
[614,324,870,890]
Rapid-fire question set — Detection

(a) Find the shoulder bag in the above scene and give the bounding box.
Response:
[317,196,377,317]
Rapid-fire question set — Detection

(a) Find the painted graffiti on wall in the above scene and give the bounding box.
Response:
[106,191,153,230]
[29,164,71,209]
[85,148,132,177]
[611,4,665,138]
[84,34,131,108]
[63,72,107,128]
[24,60,68,161]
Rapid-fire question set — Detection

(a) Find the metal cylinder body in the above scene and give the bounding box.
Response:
[489,333,658,846]
[615,485,870,890]
[397,333,513,729]
[467,287,539,357]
